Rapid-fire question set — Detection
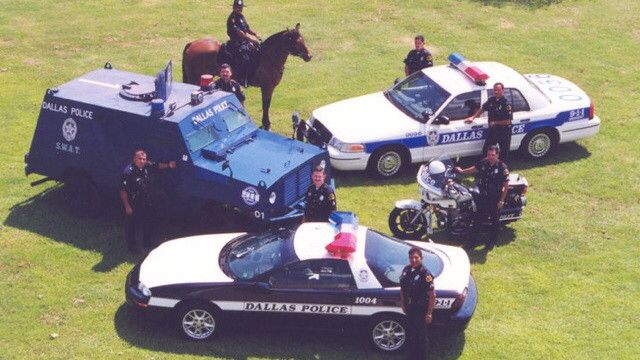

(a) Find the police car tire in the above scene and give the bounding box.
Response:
[367,146,409,178]
[62,171,102,218]
[521,129,556,159]
[176,302,220,341]
[368,314,408,353]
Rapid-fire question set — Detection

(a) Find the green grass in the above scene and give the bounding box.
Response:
[1,0,639,358]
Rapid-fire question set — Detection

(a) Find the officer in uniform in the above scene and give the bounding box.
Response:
[120,149,176,252]
[303,166,336,222]
[214,64,246,104]
[455,145,510,227]
[400,246,435,360]
[466,82,513,163]
[227,0,261,85]
[403,35,433,76]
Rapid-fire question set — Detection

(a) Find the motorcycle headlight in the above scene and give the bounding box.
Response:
[137,282,152,297]
[329,137,365,153]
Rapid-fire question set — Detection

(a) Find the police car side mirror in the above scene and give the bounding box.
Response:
[434,115,450,125]
[393,78,400,85]
[420,110,431,124]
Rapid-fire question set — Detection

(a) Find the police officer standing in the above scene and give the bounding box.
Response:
[227,0,261,85]
[455,145,510,228]
[303,166,336,222]
[400,247,436,359]
[404,35,433,76]
[466,82,513,163]
[120,149,176,253]
[214,64,246,104]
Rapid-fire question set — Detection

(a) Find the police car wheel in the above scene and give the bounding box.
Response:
[388,208,427,240]
[522,130,555,159]
[369,315,408,352]
[177,303,219,341]
[368,147,408,178]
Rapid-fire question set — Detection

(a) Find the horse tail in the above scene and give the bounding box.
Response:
[182,42,192,83]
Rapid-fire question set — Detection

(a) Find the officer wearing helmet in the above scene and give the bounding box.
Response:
[454,145,510,227]
[227,0,261,85]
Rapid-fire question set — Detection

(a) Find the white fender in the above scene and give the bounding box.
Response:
[394,199,422,211]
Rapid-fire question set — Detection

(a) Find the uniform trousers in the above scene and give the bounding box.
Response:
[483,125,511,163]
[406,307,429,359]
[125,204,155,251]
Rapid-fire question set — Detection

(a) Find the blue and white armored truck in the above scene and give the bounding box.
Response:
[25,62,329,224]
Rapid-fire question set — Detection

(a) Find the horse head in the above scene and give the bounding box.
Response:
[285,23,312,62]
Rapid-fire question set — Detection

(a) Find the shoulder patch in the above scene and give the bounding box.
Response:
[425,275,433,282]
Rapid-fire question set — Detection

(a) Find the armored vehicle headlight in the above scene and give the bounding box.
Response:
[269,192,277,204]
[137,282,152,297]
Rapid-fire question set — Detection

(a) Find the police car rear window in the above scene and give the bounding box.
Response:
[364,230,443,287]
[223,230,297,280]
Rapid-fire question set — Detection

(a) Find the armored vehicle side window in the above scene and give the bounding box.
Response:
[365,230,443,287]
[439,91,482,121]
[269,259,355,290]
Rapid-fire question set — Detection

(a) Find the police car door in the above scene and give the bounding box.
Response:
[486,87,532,152]
[424,91,483,159]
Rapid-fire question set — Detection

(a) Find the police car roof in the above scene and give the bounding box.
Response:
[53,68,231,121]
[424,61,534,95]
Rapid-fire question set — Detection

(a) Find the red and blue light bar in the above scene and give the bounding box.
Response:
[448,53,489,85]
[326,212,358,258]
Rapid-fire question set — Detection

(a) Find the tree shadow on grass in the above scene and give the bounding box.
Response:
[468,0,563,8]
[113,304,466,359]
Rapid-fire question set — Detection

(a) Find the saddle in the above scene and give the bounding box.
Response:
[220,41,261,85]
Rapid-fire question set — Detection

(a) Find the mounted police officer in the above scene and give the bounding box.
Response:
[404,34,433,76]
[214,64,245,104]
[303,166,336,222]
[400,246,435,360]
[455,145,510,228]
[119,149,176,253]
[227,0,261,86]
[466,82,513,163]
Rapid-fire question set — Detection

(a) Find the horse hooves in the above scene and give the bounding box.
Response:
[260,125,271,131]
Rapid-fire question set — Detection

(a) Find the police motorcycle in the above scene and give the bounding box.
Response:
[388,159,528,240]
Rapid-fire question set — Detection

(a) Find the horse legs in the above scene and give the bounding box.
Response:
[260,86,274,130]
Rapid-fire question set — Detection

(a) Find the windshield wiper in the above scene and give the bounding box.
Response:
[227,102,247,117]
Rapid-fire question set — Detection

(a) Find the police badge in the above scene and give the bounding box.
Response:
[427,130,439,146]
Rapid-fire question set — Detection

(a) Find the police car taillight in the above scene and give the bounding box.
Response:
[589,101,595,120]
[326,212,358,258]
[448,53,489,86]
[451,287,468,311]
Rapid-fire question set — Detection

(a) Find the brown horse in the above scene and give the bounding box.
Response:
[182,23,312,129]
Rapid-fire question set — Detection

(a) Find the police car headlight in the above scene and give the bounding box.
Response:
[137,282,152,297]
[269,192,277,204]
[329,137,364,153]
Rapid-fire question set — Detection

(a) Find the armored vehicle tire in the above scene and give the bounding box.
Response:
[388,207,427,240]
[177,302,220,341]
[62,171,102,218]
[520,129,557,159]
[367,146,409,178]
[368,314,408,353]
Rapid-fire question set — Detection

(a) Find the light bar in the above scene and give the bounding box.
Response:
[326,212,358,258]
[448,52,489,85]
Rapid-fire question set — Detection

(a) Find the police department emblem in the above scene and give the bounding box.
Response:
[62,118,77,142]
[427,130,439,146]
[241,186,260,206]
[359,269,370,282]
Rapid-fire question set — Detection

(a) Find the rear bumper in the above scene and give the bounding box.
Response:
[559,116,601,143]
[434,275,478,332]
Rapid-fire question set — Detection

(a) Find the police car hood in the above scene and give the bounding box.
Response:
[406,241,470,294]
[312,92,418,143]
[139,233,243,288]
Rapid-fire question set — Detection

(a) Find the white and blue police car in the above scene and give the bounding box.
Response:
[306,53,601,177]
[125,212,477,353]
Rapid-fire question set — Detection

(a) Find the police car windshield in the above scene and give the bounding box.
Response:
[364,230,443,287]
[386,73,450,121]
[225,230,297,280]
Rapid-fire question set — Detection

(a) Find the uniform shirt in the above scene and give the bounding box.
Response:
[227,12,251,43]
[304,183,336,222]
[120,162,158,208]
[475,158,509,195]
[403,49,433,75]
[481,96,513,124]
[214,78,245,102]
[400,264,434,311]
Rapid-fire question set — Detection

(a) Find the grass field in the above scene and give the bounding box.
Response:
[1,0,639,359]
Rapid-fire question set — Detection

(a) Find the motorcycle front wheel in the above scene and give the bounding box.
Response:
[388,207,428,240]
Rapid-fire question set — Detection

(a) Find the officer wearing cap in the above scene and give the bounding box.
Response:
[400,246,435,359]
[404,35,433,76]
[303,166,336,222]
[466,82,513,162]
[120,149,176,253]
[214,64,245,104]
[455,145,510,227]
[227,0,261,85]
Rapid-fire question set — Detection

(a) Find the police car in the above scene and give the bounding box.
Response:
[125,212,477,353]
[306,53,601,177]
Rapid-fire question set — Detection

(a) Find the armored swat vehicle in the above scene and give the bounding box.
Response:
[25,62,329,224]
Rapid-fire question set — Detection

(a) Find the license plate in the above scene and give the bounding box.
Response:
[434,298,456,309]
